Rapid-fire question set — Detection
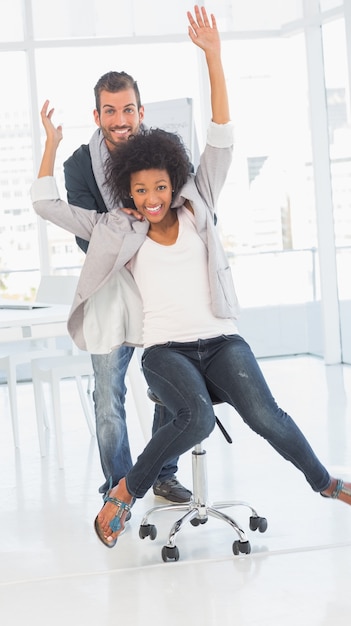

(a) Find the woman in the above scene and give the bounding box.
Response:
[31,6,351,548]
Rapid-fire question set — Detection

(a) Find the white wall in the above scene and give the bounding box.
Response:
[238,300,350,364]
[238,301,327,360]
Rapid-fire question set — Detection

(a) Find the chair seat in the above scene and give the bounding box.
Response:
[32,353,94,378]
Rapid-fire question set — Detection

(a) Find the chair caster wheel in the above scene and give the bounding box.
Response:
[249,516,268,533]
[190,516,207,526]
[232,540,251,555]
[139,524,157,540]
[162,545,180,562]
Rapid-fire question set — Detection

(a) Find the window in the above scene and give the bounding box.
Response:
[0,52,38,298]
[322,17,351,361]
[0,0,350,364]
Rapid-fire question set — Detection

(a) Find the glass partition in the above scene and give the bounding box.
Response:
[31,0,190,39]
[0,0,23,41]
[217,33,319,306]
[0,52,39,299]
[322,17,351,361]
[320,0,343,11]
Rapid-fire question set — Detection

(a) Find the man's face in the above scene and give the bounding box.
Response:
[94,88,144,151]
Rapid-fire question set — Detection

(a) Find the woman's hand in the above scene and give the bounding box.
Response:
[187,5,220,56]
[187,5,229,125]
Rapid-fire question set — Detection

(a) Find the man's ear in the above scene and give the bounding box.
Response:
[93,109,101,127]
[139,106,145,124]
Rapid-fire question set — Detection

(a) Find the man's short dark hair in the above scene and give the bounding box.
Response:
[94,71,142,113]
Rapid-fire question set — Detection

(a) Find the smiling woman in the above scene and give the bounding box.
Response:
[106,127,192,239]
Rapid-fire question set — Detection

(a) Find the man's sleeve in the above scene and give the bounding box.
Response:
[64,146,107,212]
[64,145,107,253]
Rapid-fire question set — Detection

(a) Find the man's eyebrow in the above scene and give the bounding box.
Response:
[101,102,137,109]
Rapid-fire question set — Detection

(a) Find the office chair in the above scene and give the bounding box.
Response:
[139,390,267,562]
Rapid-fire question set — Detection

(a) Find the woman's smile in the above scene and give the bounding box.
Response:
[145,204,163,215]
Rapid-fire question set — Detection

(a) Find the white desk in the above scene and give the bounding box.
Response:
[0,305,71,343]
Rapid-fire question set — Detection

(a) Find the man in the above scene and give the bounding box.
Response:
[64,71,192,503]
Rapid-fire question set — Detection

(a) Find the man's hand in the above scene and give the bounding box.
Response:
[40,100,63,149]
[120,207,145,221]
[37,100,63,177]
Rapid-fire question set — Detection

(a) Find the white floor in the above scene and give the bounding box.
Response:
[1,355,351,626]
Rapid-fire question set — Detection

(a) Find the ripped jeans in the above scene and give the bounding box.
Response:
[125,334,330,499]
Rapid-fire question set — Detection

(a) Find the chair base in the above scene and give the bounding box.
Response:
[139,442,267,562]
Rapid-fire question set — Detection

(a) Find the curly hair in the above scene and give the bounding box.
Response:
[105,128,192,206]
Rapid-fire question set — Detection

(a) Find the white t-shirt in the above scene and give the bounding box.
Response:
[129,207,237,347]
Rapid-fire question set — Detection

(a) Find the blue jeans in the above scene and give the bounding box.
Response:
[125,335,331,499]
[91,346,178,495]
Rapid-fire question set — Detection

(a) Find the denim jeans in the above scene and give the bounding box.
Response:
[91,346,178,495]
[124,334,331,499]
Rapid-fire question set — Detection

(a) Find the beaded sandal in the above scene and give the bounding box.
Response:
[94,489,132,548]
[321,478,351,500]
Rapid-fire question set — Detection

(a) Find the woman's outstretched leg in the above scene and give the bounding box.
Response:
[204,334,351,504]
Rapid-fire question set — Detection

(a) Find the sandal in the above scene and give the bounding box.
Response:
[94,516,118,549]
[94,482,132,548]
[321,478,351,500]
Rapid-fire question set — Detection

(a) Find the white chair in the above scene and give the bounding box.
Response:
[0,274,79,447]
[32,351,95,469]
[32,348,151,469]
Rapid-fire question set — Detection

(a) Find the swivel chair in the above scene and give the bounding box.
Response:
[139,390,268,562]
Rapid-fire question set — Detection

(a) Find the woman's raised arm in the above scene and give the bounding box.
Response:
[187,5,230,125]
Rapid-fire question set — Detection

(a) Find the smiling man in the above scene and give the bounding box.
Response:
[63,71,192,506]
[93,73,144,150]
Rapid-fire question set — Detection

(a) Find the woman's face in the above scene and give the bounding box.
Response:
[130,169,173,224]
